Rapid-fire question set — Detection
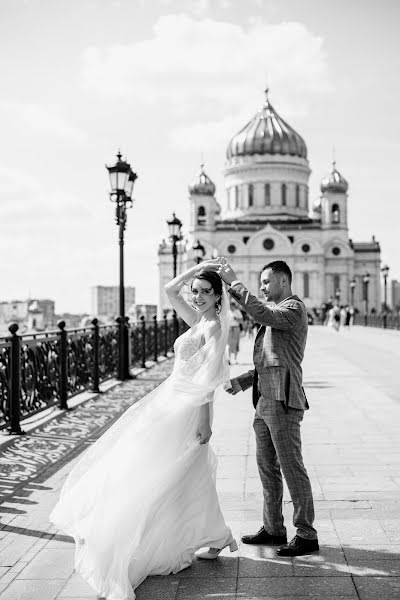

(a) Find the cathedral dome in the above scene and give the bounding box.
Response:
[226,89,307,160]
[320,162,348,193]
[188,164,216,196]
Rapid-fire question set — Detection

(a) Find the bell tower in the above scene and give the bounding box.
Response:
[189,164,220,233]
[320,162,349,230]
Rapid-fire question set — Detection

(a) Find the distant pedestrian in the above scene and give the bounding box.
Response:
[227,299,243,363]
[340,306,347,328]
[327,305,340,331]
[348,305,355,327]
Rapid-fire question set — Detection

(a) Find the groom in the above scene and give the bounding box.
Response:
[214,258,318,556]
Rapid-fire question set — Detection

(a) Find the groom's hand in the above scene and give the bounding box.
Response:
[224,378,242,395]
[206,257,238,286]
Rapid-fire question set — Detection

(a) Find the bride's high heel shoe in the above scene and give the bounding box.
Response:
[196,537,238,560]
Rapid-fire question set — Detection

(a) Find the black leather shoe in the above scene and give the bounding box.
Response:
[241,526,287,545]
[276,535,319,556]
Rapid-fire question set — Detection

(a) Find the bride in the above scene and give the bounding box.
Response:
[50,261,237,600]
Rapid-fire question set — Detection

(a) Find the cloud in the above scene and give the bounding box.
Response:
[0,164,92,226]
[158,0,231,16]
[169,110,250,152]
[20,105,88,141]
[0,103,88,142]
[0,165,40,197]
[81,14,332,119]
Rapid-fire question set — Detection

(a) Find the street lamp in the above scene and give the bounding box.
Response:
[193,239,206,264]
[167,213,183,337]
[362,272,370,326]
[350,278,356,307]
[106,151,138,380]
[381,264,390,328]
[167,213,183,278]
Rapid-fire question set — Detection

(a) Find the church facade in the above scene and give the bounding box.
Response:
[158,89,381,315]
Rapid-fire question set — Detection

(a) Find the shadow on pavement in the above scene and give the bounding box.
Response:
[303,380,334,388]
[0,522,73,543]
[134,543,400,599]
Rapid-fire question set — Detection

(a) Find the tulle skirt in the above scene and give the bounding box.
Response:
[50,376,231,600]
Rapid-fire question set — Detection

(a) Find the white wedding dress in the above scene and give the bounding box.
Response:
[50,302,232,600]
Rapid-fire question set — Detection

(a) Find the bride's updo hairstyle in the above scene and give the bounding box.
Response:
[192,268,223,312]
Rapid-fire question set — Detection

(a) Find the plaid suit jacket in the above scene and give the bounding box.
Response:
[229,283,309,411]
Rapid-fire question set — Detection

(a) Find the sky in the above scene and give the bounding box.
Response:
[0,0,399,313]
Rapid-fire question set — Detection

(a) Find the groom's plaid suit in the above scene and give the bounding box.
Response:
[229,283,317,541]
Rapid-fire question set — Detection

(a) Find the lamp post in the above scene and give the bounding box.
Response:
[193,239,205,264]
[106,151,138,380]
[167,213,183,278]
[381,264,389,328]
[362,272,370,326]
[167,213,183,337]
[350,278,356,307]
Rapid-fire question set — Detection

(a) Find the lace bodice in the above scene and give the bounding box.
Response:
[170,314,229,396]
[174,322,204,362]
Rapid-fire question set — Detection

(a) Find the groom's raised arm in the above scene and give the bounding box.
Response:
[228,282,301,330]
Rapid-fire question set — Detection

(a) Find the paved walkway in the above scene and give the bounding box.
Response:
[0,325,399,599]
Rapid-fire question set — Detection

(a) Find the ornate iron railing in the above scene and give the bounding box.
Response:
[353,314,400,330]
[0,315,185,434]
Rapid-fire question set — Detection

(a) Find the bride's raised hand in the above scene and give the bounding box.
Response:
[199,257,222,269]
[198,257,237,285]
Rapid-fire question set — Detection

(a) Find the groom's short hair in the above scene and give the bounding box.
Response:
[262,261,292,284]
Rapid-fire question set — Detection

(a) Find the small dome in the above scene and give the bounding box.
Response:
[226,88,307,160]
[189,164,215,196]
[312,197,322,213]
[321,162,348,193]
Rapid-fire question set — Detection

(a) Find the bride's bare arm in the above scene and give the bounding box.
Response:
[197,321,220,444]
[197,393,213,444]
[164,263,205,326]
[165,259,222,326]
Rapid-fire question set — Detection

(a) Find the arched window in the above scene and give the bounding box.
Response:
[295,184,300,208]
[303,273,309,298]
[248,184,254,207]
[333,274,340,297]
[332,203,340,223]
[282,183,287,206]
[197,205,206,225]
[264,183,271,206]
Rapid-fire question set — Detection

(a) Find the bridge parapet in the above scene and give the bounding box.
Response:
[0,315,186,434]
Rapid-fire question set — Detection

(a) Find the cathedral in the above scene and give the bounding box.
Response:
[158,88,381,316]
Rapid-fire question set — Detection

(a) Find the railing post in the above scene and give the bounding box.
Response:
[124,316,132,378]
[141,316,146,369]
[58,320,68,410]
[153,315,158,362]
[173,312,179,342]
[164,314,168,357]
[8,322,24,435]
[91,318,100,393]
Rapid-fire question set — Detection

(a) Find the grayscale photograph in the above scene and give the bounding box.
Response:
[0,1,399,599]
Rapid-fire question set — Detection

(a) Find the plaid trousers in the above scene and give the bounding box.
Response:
[253,396,317,540]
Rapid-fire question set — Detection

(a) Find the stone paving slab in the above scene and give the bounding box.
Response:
[0,326,399,599]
